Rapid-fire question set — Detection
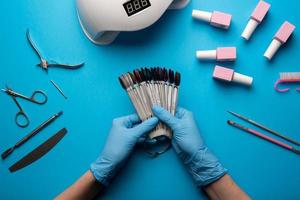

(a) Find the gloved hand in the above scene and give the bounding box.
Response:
[90,114,158,186]
[152,106,227,186]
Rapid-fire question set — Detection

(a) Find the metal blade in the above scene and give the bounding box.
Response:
[9,128,67,173]
[47,62,85,69]
[26,29,44,61]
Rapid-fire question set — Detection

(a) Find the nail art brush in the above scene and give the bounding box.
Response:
[228,111,300,146]
[1,111,63,159]
[228,120,300,155]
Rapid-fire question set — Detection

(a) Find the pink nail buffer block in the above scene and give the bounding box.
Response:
[213,66,234,81]
[217,47,236,61]
[275,21,296,43]
[252,1,270,22]
[213,66,253,86]
[211,11,232,29]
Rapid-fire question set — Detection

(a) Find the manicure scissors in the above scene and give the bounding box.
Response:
[26,29,84,73]
[2,85,48,128]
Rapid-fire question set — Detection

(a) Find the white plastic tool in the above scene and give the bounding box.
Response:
[77,0,190,45]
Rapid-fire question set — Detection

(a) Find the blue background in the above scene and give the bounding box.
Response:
[0,0,300,199]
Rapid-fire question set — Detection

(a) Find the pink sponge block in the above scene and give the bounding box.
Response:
[213,66,234,81]
[275,21,296,43]
[251,1,270,22]
[211,11,232,29]
[216,47,236,61]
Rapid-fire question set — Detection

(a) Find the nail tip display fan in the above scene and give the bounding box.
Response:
[119,67,181,156]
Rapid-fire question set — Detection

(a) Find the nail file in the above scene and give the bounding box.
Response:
[9,128,67,173]
[1,111,63,160]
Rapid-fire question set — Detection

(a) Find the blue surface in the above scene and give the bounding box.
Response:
[0,0,300,199]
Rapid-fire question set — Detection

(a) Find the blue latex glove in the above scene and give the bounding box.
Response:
[90,114,158,186]
[152,106,227,186]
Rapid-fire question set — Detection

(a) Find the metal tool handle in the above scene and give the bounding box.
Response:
[30,90,48,104]
[10,89,47,105]
[15,111,63,148]
[15,110,30,128]
[47,62,84,69]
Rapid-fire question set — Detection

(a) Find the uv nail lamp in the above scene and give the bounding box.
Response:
[76,0,189,45]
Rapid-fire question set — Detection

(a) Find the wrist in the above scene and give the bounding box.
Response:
[90,156,119,186]
[184,147,227,187]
